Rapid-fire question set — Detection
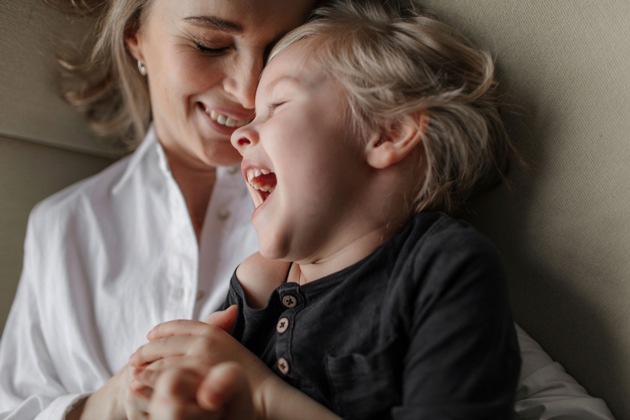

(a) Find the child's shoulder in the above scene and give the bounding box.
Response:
[235,252,291,309]
[402,212,501,264]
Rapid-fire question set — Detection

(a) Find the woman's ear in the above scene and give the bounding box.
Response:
[366,113,429,169]
[124,25,143,62]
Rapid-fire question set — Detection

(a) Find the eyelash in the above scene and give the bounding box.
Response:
[268,102,286,116]
[194,41,229,56]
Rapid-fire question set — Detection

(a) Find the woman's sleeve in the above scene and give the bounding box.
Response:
[0,210,87,420]
[394,233,521,420]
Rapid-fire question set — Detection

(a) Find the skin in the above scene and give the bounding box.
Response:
[67,1,317,418]
[130,307,340,419]
[125,0,315,238]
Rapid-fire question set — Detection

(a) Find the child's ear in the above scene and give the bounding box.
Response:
[366,113,429,170]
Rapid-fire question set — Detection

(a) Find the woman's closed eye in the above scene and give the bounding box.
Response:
[193,41,231,56]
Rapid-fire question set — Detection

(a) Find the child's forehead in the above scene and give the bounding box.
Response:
[259,42,329,93]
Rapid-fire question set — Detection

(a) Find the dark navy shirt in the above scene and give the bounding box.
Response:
[223,212,520,419]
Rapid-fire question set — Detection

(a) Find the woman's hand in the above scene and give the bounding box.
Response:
[66,362,148,420]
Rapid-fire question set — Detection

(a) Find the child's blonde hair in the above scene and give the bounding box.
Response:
[270,0,516,213]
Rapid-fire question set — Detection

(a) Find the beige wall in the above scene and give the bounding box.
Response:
[422,1,630,417]
[0,0,117,335]
[0,136,114,336]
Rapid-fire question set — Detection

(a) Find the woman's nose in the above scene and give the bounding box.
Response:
[223,54,263,109]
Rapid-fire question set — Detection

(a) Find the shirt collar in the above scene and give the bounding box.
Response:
[112,125,242,194]
[112,125,160,195]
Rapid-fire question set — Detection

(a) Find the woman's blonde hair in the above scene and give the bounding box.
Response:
[45,0,153,150]
[270,0,517,214]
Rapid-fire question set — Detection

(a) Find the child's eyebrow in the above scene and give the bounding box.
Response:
[266,75,302,92]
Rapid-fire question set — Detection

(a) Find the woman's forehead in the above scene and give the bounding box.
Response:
[145,0,316,37]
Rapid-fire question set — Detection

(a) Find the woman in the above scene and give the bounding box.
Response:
[0,0,318,418]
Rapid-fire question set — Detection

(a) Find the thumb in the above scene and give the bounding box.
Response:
[202,305,238,332]
[197,362,255,418]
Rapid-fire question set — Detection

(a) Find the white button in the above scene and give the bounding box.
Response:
[228,166,239,174]
[281,294,297,308]
[173,288,184,299]
[276,317,289,334]
[217,209,231,220]
[277,357,290,375]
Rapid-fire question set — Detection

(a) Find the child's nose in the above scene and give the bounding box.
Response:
[230,125,258,154]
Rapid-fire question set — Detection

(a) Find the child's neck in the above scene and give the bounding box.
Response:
[288,215,409,285]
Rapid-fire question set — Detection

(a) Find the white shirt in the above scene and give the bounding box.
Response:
[0,128,258,419]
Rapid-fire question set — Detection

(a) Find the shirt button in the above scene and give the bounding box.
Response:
[276,317,289,334]
[196,290,205,301]
[173,288,184,299]
[217,209,231,220]
[228,166,239,174]
[281,294,297,308]
[277,357,290,375]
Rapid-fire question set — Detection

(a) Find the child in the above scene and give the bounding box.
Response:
[133,1,521,418]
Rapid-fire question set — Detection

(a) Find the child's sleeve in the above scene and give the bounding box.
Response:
[394,232,521,419]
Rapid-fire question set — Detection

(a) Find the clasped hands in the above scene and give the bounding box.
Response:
[126,305,265,419]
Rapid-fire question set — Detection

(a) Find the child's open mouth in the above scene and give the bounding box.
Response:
[246,168,277,207]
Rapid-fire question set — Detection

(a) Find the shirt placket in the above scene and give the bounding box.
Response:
[274,283,303,379]
[165,176,198,320]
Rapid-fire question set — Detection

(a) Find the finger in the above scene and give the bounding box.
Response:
[126,382,152,418]
[202,305,239,332]
[133,356,215,389]
[147,319,214,341]
[130,334,209,366]
[149,368,224,420]
[132,366,159,390]
[197,362,255,418]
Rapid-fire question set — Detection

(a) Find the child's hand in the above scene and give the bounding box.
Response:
[128,306,271,417]
[146,362,255,420]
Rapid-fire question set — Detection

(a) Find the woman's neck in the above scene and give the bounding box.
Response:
[164,150,217,242]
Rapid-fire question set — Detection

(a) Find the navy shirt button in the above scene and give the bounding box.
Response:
[277,357,290,375]
[281,294,297,308]
[276,317,289,334]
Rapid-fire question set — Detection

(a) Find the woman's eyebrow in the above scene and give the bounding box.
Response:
[183,16,242,33]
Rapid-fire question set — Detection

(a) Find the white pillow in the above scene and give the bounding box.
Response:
[515,325,614,419]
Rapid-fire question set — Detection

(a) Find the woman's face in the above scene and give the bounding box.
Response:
[126,0,316,169]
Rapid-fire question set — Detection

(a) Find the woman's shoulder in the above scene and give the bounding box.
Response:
[29,153,134,225]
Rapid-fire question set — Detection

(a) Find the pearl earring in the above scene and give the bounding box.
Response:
[137,60,147,76]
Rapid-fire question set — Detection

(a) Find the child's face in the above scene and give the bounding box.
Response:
[231,42,374,262]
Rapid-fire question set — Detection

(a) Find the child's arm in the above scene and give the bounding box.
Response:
[129,307,340,420]
[235,252,290,308]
